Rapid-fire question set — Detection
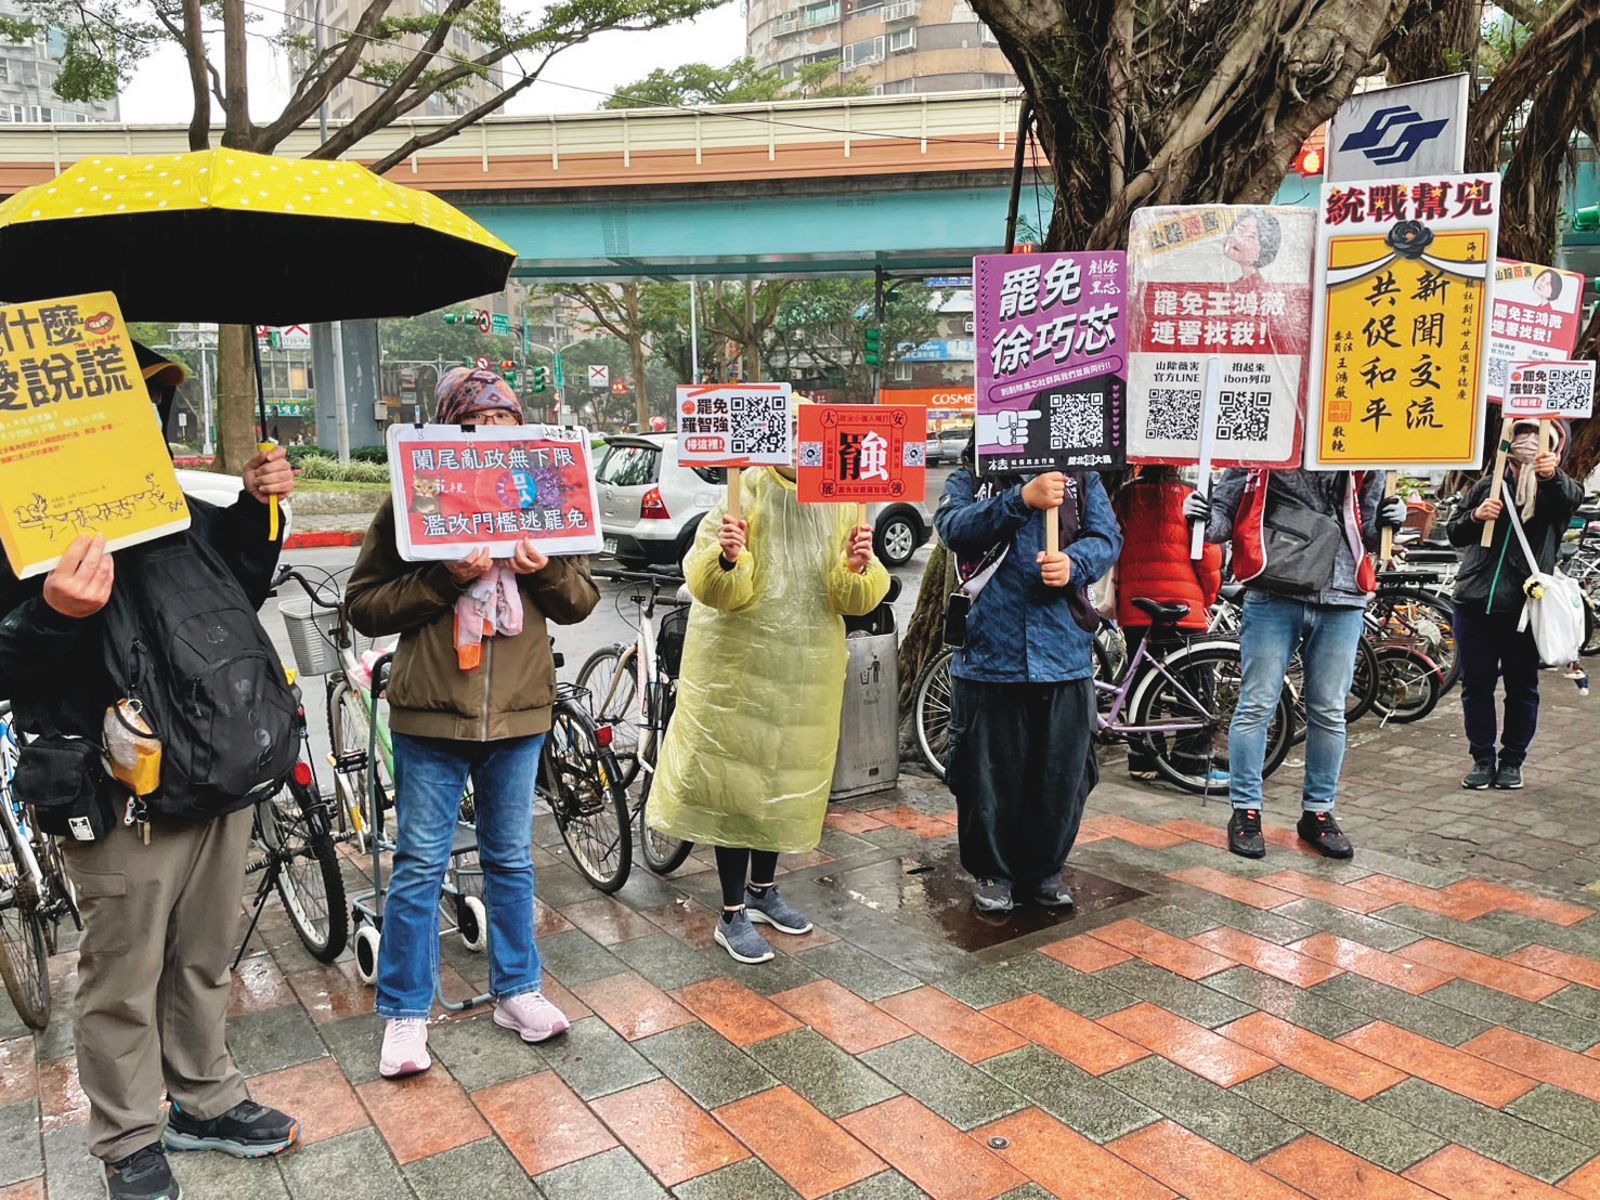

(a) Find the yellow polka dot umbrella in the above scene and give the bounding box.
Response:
[0,146,514,324]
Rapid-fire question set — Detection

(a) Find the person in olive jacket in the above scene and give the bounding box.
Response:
[347,368,599,1081]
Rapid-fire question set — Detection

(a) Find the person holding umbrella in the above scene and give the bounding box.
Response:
[0,346,301,1200]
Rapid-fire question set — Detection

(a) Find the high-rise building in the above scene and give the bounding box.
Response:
[284,0,504,124]
[0,1,120,124]
[747,0,1013,95]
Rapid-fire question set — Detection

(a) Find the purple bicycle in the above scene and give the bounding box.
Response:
[913,598,1294,794]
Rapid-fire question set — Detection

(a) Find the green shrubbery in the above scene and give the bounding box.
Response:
[295,454,391,484]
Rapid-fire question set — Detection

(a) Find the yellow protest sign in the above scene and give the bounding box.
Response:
[1306,174,1499,471]
[0,292,189,578]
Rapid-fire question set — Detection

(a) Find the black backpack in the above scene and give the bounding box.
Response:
[101,533,298,821]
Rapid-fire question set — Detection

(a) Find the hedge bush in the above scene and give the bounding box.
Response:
[296,455,391,484]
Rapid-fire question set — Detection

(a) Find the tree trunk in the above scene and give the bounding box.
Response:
[622,283,649,430]
[215,325,259,473]
[1383,0,1480,85]
[742,285,761,381]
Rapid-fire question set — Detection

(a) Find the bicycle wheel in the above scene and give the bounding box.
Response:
[576,644,641,789]
[914,647,956,781]
[1131,641,1293,794]
[263,773,348,963]
[542,702,632,893]
[638,696,693,875]
[1371,644,1443,724]
[1346,636,1380,724]
[329,683,379,848]
[0,809,49,1030]
[1380,590,1459,693]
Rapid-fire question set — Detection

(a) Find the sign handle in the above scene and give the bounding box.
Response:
[1190,356,1222,561]
[1379,471,1398,564]
[1045,507,1060,556]
[727,466,741,522]
[1481,418,1514,548]
[259,441,280,542]
[856,501,868,531]
[1541,418,1554,457]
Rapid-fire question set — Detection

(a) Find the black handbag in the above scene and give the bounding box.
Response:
[1251,490,1341,597]
[13,735,115,843]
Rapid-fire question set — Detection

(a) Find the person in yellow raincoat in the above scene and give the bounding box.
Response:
[648,463,889,964]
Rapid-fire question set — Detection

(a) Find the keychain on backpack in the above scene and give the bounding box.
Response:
[104,699,160,843]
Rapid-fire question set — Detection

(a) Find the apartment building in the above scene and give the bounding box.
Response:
[0,0,119,125]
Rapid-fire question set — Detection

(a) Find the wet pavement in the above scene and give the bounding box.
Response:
[7,683,1600,1198]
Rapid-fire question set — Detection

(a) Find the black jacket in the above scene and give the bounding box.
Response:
[1449,469,1582,614]
[0,491,282,740]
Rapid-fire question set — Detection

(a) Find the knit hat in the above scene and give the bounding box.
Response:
[435,367,522,424]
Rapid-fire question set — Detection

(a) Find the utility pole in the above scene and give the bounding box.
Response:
[871,266,886,404]
[315,1,351,464]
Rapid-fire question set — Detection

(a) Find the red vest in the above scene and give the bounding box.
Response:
[1114,480,1223,631]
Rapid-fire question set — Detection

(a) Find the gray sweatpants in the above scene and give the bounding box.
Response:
[62,807,253,1163]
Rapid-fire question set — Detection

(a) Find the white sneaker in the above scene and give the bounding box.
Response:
[493,991,570,1044]
[379,1018,431,1079]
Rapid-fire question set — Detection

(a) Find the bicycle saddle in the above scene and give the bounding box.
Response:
[1132,597,1191,624]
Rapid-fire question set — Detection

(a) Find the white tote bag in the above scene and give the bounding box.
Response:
[1504,500,1586,665]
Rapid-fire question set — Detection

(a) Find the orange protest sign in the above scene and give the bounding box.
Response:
[0,291,189,578]
[796,404,928,505]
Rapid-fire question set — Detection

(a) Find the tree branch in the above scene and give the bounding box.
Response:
[365,62,549,173]
[257,0,397,150]
[220,0,251,148]
[166,0,209,149]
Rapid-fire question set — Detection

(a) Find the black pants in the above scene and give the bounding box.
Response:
[946,676,1097,886]
[1453,600,1540,768]
[715,848,780,909]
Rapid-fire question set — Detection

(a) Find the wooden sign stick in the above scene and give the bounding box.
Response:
[727,466,742,521]
[1045,502,1060,556]
[856,501,868,531]
[1480,418,1515,548]
[1542,418,1555,457]
[1379,471,1399,563]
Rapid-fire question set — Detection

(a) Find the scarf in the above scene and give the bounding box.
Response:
[454,569,524,671]
[1509,427,1540,522]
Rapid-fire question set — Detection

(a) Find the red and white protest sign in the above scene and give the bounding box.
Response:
[796,404,927,505]
[1486,261,1586,405]
[1503,361,1596,421]
[385,423,602,561]
[675,383,793,467]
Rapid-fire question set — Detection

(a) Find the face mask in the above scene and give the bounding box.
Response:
[1510,431,1539,464]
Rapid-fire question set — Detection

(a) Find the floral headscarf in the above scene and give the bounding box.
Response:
[435,367,522,424]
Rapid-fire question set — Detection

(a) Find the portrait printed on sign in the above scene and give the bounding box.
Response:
[386,423,602,561]
[1502,361,1596,422]
[0,291,189,578]
[974,251,1127,473]
[1126,206,1313,468]
[796,404,928,505]
[1485,261,1586,404]
[1306,173,1499,471]
[675,383,794,467]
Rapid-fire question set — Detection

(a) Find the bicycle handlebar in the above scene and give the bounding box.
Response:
[273,566,345,611]
[590,565,684,585]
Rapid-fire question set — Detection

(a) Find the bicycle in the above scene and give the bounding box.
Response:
[915,599,1294,794]
[233,663,347,967]
[0,701,81,1030]
[577,568,695,879]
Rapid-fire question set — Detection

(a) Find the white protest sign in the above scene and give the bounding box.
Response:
[1503,361,1596,421]
[675,383,794,467]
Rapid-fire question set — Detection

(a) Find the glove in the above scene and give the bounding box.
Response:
[1182,492,1211,523]
[1379,496,1408,530]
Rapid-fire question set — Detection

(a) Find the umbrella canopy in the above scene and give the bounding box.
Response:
[0,147,515,325]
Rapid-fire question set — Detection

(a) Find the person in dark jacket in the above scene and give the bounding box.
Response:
[1188,469,1406,860]
[0,347,300,1200]
[1113,466,1224,781]
[1449,419,1583,791]
[934,445,1122,914]
[346,367,600,1082]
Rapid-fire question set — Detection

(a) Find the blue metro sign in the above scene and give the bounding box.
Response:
[1337,104,1451,167]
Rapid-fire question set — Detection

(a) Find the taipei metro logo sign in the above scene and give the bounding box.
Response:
[1337,104,1451,167]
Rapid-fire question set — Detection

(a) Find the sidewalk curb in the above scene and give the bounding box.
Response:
[284,530,365,549]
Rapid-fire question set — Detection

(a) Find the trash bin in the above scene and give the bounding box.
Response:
[831,580,901,801]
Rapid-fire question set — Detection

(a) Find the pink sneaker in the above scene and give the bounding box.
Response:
[493,991,570,1044]
[379,1018,431,1079]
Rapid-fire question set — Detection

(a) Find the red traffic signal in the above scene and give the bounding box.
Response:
[1292,146,1323,177]
[612,380,627,394]
[499,360,515,372]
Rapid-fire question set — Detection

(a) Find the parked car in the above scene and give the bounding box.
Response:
[175,468,293,538]
[926,426,973,464]
[594,434,931,571]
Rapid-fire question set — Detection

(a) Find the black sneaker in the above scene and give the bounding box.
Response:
[1227,809,1265,859]
[107,1144,180,1200]
[1462,761,1496,790]
[1033,874,1075,908]
[974,878,1014,913]
[164,1099,299,1158]
[1297,811,1354,859]
[1494,764,1525,790]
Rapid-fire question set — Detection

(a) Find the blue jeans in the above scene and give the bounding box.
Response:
[1229,592,1365,813]
[377,732,545,1019]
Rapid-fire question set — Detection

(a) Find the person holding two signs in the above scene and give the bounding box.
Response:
[346,368,600,1078]
[647,406,888,966]
[934,437,1122,914]
[1448,419,1581,791]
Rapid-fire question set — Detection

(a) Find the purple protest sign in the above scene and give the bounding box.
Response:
[974,250,1129,473]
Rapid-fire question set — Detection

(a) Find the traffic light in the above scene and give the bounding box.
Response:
[532,365,550,393]
[1291,145,1324,177]
[864,326,882,368]
[499,359,518,385]
[442,312,463,324]
[612,380,627,395]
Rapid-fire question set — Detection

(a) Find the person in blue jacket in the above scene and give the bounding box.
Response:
[934,441,1122,914]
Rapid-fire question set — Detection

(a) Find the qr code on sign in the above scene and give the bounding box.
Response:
[728,394,789,455]
[1048,392,1104,451]
[1144,389,1200,441]
[1547,363,1596,415]
[1216,389,1271,441]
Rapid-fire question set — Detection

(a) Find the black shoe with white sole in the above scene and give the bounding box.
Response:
[1494,764,1525,790]
[1462,761,1496,790]
[107,1145,180,1200]
[164,1099,299,1158]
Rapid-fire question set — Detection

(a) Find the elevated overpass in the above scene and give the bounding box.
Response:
[0,91,1033,280]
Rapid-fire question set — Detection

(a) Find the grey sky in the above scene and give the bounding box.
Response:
[119,4,747,125]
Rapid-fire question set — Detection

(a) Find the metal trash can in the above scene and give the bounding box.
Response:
[831,588,900,801]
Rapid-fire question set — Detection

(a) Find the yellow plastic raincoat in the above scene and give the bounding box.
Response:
[647,467,890,852]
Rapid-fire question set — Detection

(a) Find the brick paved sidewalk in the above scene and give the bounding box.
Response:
[7,685,1600,1199]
